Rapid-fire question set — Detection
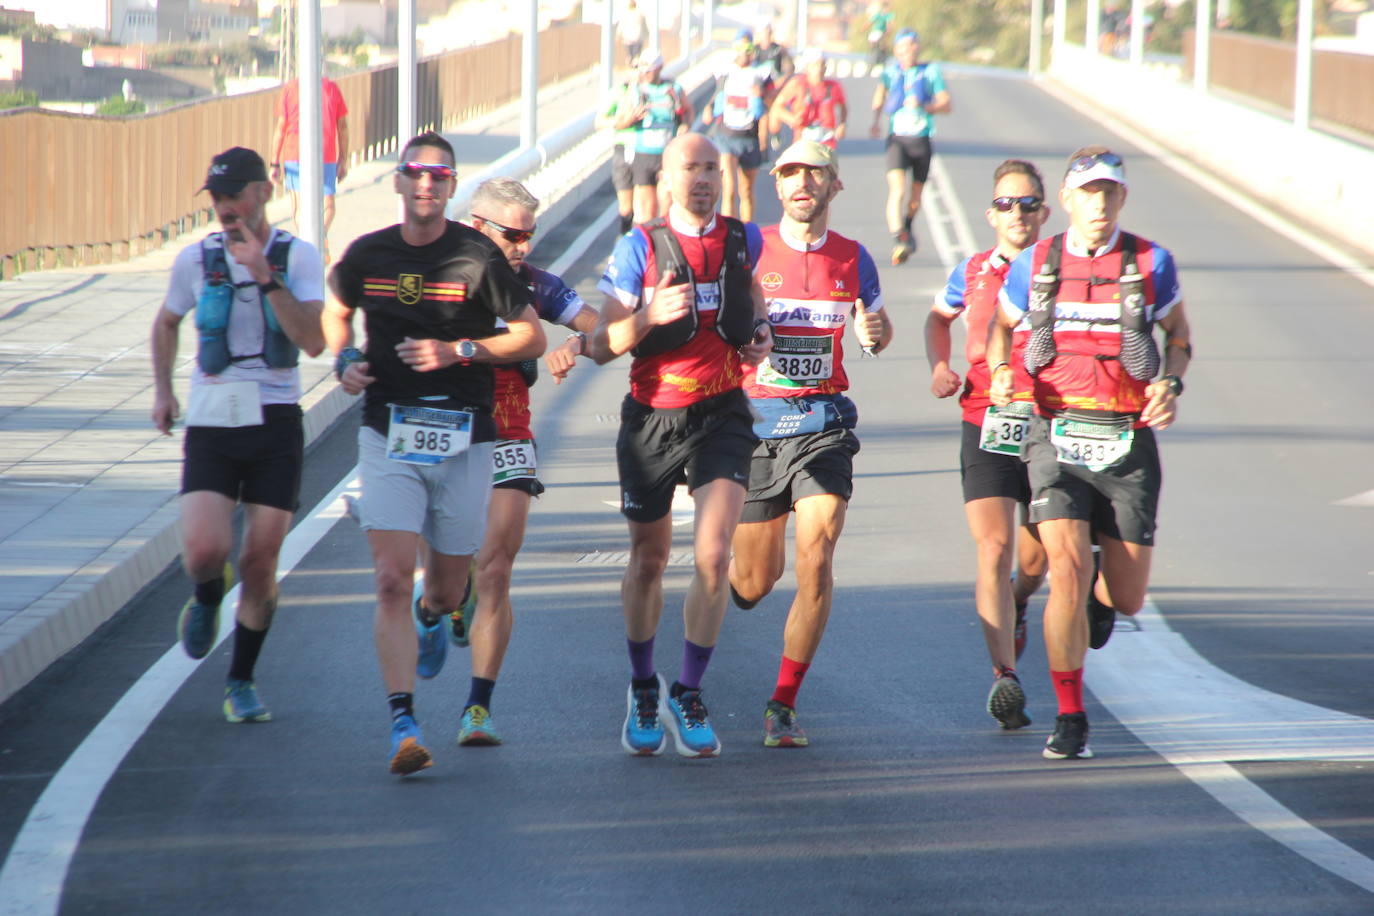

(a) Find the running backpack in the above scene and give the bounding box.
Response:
[631,217,754,358]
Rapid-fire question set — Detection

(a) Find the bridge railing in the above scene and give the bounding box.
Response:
[0,22,605,279]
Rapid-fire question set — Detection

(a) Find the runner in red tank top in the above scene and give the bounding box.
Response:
[988,146,1193,761]
[926,159,1051,732]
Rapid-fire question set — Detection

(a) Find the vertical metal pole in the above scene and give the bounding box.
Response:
[1294,0,1313,131]
[521,0,538,148]
[1129,0,1145,65]
[680,0,691,63]
[796,0,808,49]
[297,0,322,252]
[1085,0,1100,52]
[398,0,416,149]
[1052,0,1066,60]
[650,0,661,54]
[703,0,713,51]
[601,0,615,92]
[1194,0,1211,95]
[1029,0,1044,76]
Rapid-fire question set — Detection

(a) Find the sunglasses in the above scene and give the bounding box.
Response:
[1068,152,1124,173]
[992,196,1044,212]
[475,215,536,244]
[396,161,457,180]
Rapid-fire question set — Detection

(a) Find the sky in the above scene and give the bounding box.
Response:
[30,0,110,31]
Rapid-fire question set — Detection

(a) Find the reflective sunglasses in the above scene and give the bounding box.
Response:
[992,195,1044,213]
[1068,151,1124,173]
[475,215,536,244]
[395,161,457,180]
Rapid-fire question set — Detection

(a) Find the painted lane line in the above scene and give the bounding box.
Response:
[1091,600,1374,892]
[0,471,362,916]
[1333,489,1374,508]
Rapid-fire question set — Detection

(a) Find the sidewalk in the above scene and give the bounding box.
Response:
[0,69,618,704]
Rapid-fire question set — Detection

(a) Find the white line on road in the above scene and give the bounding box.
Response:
[1333,489,1374,508]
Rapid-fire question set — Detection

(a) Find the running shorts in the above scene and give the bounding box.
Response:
[960,420,1032,504]
[630,151,664,188]
[884,134,932,183]
[283,161,339,196]
[612,144,634,192]
[740,427,860,523]
[717,130,763,170]
[181,403,303,512]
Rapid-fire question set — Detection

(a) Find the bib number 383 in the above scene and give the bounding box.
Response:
[387,405,472,465]
[979,402,1033,456]
[1050,417,1133,471]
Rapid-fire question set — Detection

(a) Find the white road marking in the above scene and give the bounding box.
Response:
[1333,489,1374,508]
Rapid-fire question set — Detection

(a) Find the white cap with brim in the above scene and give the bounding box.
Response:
[770,139,837,175]
[637,53,664,71]
[1064,159,1127,190]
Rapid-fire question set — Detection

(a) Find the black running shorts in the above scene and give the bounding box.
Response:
[1022,415,1161,546]
[885,134,932,183]
[740,427,859,523]
[494,476,545,497]
[960,420,1032,504]
[612,145,634,192]
[630,151,664,187]
[717,130,763,170]
[181,403,304,512]
[616,389,757,523]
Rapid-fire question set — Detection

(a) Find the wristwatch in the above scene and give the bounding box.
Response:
[334,346,364,380]
[1162,374,1184,396]
[567,331,587,355]
[455,339,478,365]
[258,275,283,295]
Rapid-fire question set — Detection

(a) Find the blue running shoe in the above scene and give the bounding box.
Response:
[661,685,721,758]
[389,714,433,775]
[414,580,448,679]
[448,560,476,648]
[621,674,666,756]
[223,678,272,723]
[457,704,502,746]
[177,561,233,660]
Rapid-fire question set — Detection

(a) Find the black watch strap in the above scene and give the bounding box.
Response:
[1163,374,1184,396]
[258,276,283,295]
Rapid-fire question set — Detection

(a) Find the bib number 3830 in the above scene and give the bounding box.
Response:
[387,405,472,465]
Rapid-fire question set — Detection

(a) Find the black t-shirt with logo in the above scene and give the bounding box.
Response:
[331,220,535,440]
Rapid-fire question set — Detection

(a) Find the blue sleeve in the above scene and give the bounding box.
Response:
[597,229,650,309]
[938,257,969,314]
[998,248,1034,321]
[856,245,883,312]
[530,266,586,325]
[745,222,764,268]
[1150,243,1182,318]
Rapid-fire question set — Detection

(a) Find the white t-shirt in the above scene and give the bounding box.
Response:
[164,228,323,405]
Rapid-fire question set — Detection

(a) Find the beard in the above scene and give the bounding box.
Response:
[782,195,827,224]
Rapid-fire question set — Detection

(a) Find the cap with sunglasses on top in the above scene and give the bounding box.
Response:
[770,139,837,176]
[395,161,458,181]
[991,195,1043,213]
[201,147,269,194]
[1063,151,1126,190]
[474,215,536,245]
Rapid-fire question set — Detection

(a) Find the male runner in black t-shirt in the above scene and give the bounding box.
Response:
[324,131,544,776]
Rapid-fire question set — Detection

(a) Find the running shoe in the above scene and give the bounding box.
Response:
[1014,597,1029,660]
[762,699,808,748]
[890,234,912,266]
[448,561,475,648]
[661,686,722,758]
[986,672,1030,730]
[414,581,448,679]
[177,561,233,660]
[222,678,272,723]
[1088,590,1116,650]
[729,583,759,611]
[1043,711,1093,760]
[389,714,433,775]
[457,704,502,746]
[621,674,666,756]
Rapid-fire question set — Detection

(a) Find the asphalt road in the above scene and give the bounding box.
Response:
[2,68,1373,914]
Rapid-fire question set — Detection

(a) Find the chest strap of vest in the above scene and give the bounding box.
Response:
[196,233,298,374]
[1023,232,1159,381]
[631,217,754,358]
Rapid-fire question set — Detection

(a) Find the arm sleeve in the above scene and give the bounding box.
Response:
[597,230,649,309]
[857,245,884,312]
[532,267,586,325]
[1149,244,1182,319]
[935,257,969,316]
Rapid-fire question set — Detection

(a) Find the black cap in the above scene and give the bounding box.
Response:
[201,147,268,194]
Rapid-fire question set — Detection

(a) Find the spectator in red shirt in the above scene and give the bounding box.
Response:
[768,48,848,150]
[269,76,350,256]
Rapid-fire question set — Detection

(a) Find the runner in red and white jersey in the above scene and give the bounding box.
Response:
[591,133,773,758]
[727,140,892,748]
[989,146,1193,761]
[925,159,1050,732]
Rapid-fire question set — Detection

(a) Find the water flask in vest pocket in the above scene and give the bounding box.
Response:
[195,280,234,375]
[261,297,299,368]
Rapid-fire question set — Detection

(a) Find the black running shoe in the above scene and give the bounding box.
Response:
[987,672,1031,730]
[1014,598,1029,660]
[1088,591,1116,650]
[1043,712,1093,759]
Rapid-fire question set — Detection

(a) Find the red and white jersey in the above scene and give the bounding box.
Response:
[745,225,883,399]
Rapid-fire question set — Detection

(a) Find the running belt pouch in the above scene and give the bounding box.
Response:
[751,394,857,439]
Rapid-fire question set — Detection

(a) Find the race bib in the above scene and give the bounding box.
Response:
[185,380,263,428]
[387,404,472,465]
[755,333,834,389]
[694,281,721,312]
[802,125,835,144]
[492,438,537,483]
[1050,416,1134,471]
[638,127,671,151]
[891,105,927,137]
[979,402,1033,456]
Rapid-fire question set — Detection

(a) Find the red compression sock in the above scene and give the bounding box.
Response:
[771,656,811,709]
[1050,668,1085,715]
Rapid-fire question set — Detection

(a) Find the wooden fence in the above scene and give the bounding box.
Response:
[0,23,603,278]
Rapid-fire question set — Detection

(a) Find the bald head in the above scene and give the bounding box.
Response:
[662,133,722,219]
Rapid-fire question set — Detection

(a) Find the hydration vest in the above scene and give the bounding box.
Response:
[1023,232,1160,382]
[634,82,681,154]
[632,217,755,358]
[196,232,298,376]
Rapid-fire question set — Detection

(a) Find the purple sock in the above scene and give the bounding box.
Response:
[679,639,714,690]
[627,637,655,681]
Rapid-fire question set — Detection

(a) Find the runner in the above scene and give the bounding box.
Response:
[702,32,771,222]
[769,48,848,150]
[150,146,325,723]
[869,29,951,266]
[439,177,600,747]
[988,146,1192,759]
[926,159,1051,730]
[618,53,693,225]
[727,140,891,748]
[864,0,895,71]
[595,69,641,235]
[590,132,773,758]
[323,131,545,775]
